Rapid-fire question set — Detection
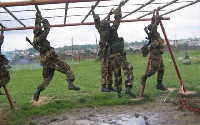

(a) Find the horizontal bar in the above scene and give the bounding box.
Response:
[160,0,199,16]
[3,7,26,27]
[137,0,178,19]
[81,1,100,23]
[0,0,111,7]
[122,0,155,19]
[1,17,170,31]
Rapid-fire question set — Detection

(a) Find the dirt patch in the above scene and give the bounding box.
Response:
[27,92,200,125]
[0,108,10,125]
[31,96,52,106]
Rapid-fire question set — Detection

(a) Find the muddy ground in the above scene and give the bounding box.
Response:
[1,91,200,125]
[28,92,200,125]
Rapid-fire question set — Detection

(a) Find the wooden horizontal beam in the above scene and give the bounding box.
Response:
[2,17,170,31]
[0,0,111,7]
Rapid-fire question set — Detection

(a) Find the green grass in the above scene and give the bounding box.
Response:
[0,50,200,125]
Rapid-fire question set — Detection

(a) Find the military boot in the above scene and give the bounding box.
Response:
[0,90,4,95]
[68,80,80,91]
[117,91,122,98]
[156,80,168,91]
[33,89,42,102]
[108,84,115,92]
[125,87,136,98]
[141,74,148,86]
[101,85,111,92]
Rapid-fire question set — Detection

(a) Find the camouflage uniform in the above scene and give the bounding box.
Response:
[33,14,80,102]
[141,8,167,91]
[93,9,115,92]
[0,34,10,95]
[147,30,165,80]
[92,4,135,98]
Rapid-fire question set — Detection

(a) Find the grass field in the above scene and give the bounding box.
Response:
[0,50,200,125]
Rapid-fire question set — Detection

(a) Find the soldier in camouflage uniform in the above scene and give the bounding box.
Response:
[0,25,10,95]
[92,1,136,98]
[140,8,168,91]
[92,7,115,92]
[32,12,80,102]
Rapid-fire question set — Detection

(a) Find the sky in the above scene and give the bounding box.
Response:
[0,0,200,51]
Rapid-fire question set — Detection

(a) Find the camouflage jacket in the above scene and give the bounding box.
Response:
[33,17,57,63]
[93,8,123,56]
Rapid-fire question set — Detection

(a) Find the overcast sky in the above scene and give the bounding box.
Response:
[0,0,200,51]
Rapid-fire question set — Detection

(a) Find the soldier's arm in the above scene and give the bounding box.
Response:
[0,35,3,54]
[112,1,123,30]
[91,6,101,31]
[0,35,4,47]
[35,12,42,26]
[38,18,50,41]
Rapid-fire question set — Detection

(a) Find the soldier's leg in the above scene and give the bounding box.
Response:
[112,57,123,97]
[101,57,110,92]
[141,58,160,86]
[54,59,80,91]
[156,59,167,91]
[119,55,136,98]
[107,58,115,92]
[0,66,10,86]
[34,66,54,102]
[0,66,10,95]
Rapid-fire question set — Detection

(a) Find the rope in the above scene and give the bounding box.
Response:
[180,97,200,112]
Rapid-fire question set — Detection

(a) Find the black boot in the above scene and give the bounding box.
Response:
[101,85,111,92]
[125,87,136,98]
[33,89,42,102]
[68,80,80,91]
[141,74,148,86]
[108,84,115,92]
[156,80,168,91]
[117,91,123,98]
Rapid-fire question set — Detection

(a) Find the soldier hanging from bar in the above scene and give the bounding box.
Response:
[29,6,80,102]
[92,6,115,92]
[0,23,10,95]
[92,0,136,98]
[140,7,168,91]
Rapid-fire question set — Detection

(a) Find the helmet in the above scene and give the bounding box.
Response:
[33,25,42,36]
[100,20,110,30]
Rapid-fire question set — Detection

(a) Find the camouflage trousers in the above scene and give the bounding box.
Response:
[37,58,75,91]
[0,65,10,86]
[101,56,113,86]
[147,51,165,81]
[110,51,133,91]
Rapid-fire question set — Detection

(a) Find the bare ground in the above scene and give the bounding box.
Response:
[28,90,200,125]
[1,90,200,125]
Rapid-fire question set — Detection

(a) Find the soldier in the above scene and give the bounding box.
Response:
[0,24,10,95]
[140,7,168,91]
[32,12,80,102]
[92,7,115,92]
[184,52,189,59]
[92,1,136,98]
